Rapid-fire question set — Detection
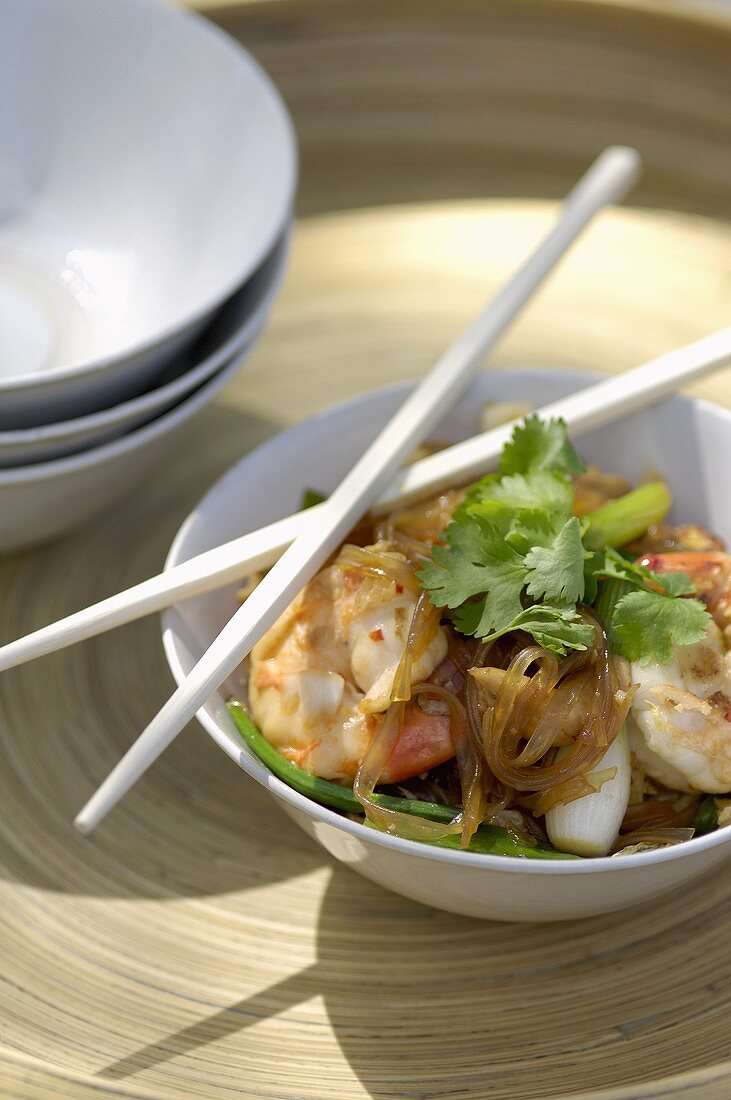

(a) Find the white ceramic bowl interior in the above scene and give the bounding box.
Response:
[0,227,290,467]
[0,0,296,426]
[163,369,731,922]
[0,345,251,556]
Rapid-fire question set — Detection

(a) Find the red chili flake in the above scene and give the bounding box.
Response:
[725,710,731,723]
[369,628,384,642]
[395,584,404,594]
[641,554,661,572]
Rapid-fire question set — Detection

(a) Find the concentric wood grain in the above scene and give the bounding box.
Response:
[2,2,731,1098]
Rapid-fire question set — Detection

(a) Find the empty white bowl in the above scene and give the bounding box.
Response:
[0,229,290,467]
[163,369,731,922]
[0,349,252,555]
[0,0,296,427]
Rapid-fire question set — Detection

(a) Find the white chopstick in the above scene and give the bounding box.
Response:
[3,326,730,682]
[1,148,639,681]
[72,146,639,833]
[384,326,731,508]
[8,323,728,687]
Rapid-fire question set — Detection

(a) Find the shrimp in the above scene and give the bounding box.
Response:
[628,552,731,793]
[627,522,725,556]
[248,543,452,782]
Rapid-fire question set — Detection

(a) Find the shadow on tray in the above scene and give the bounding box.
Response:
[99,859,731,1097]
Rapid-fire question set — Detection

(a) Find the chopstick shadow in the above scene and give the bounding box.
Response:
[101,966,319,1081]
[99,862,731,1097]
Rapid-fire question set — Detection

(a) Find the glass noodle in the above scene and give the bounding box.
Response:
[353,566,632,847]
[470,611,631,818]
[353,591,464,840]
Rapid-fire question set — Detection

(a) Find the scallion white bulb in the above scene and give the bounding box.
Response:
[546,724,631,857]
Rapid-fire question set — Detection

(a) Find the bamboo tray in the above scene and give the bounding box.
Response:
[2,2,731,1097]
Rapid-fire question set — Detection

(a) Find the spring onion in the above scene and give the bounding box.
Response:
[545,725,631,856]
[227,700,577,859]
[593,577,634,643]
[584,481,672,550]
[693,797,719,836]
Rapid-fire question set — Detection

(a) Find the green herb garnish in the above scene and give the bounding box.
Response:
[226,700,575,859]
[418,415,712,662]
[609,589,711,665]
[693,797,719,836]
[300,488,326,510]
[498,413,586,476]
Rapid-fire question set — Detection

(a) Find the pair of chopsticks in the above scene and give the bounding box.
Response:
[8,145,728,833]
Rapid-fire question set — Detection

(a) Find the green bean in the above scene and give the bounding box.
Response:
[425,830,575,859]
[693,797,719,836]
[229,699,360,812]
[227,700,577,859]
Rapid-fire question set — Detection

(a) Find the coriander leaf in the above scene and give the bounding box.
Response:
[456,497,517,537]
[417,517,527,637]
[599,547,659,587]
[483,605,595,655]
[451,599,488,637]
[458,473,501,515]
[504,509,557,555]
[459,498,558,550]
[654,572,697,597]
[467,469,573,523]
[610,590,712,665]
[524,516,588,604]
[499,415,585,476]
[590,547,697,598]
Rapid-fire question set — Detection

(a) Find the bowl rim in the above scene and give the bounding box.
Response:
[0,335,256,486]
[0,0,297,391]
[0,228,290,448]
[162,369,731,876]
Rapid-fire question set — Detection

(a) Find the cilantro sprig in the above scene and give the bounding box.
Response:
[498,414,586,476]
[418,415,712,661]
[611,589,711,665]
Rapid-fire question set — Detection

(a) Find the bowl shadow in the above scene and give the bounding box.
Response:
[98,859,731,1098]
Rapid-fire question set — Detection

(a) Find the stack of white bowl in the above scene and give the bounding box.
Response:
[0,0,296,554]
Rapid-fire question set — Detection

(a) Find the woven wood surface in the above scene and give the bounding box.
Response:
[2,1,731,1097]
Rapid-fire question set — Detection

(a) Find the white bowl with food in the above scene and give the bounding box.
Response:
[162,369,731,922]
[0,229,290,467]
[0,348,255,555]
[0,0,296,428]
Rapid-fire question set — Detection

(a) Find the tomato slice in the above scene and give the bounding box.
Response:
[380,705,454,783]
